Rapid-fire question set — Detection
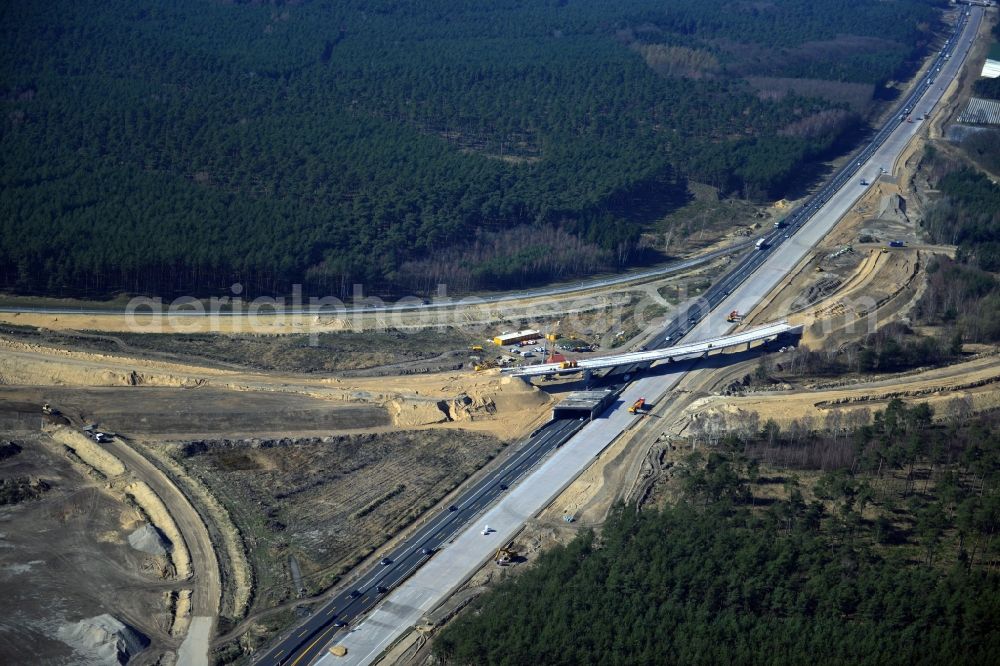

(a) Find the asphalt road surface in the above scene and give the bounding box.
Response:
[0,242,748,317]
[648,6,975,352]
[258,8,983,664]
[258,417,585,666]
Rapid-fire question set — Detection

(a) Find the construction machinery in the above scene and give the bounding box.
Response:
[495,545,518,566]
[475,359,498,372]
[726,310,744,323]
[470,345,484,352]
[559,360,578,370]
[628,398,646,414]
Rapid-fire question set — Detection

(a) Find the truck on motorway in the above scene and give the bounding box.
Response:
[773,219,786,229]
[755,238,768,250]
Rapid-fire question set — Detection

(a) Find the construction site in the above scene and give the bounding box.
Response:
[1,6,999,666]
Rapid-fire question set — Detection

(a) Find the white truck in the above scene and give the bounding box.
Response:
[755,238,768,250]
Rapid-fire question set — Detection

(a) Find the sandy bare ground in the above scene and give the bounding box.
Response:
[0,337,551,440]
[785,248,925,348]
[0,415,220,665]
[0,431,172,664]
[683,353,1000,429]
[0,253,726,337]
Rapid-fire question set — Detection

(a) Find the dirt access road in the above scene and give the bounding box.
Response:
[99,436,221,666]
[683,353,1000,430]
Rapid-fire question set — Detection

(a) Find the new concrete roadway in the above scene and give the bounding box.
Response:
[266,7,985,664]
[257,418,585,666]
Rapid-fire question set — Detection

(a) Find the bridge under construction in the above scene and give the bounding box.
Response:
[501,320,803,378]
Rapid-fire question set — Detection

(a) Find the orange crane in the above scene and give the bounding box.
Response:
[628,398,646,414]
[726,310,744,322]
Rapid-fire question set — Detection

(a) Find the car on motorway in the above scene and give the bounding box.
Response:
[421,547,434,556]
[499,483,509,490]
[448,505,458,511]
[377,585,388,594]
[350,590,362,598]
[380,557,392,566]
[334,620,348,628]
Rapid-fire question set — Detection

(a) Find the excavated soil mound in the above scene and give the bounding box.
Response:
[56,613,149,665]
[388,397,450,427]
[484,376,550,413]
[387,375,549,427]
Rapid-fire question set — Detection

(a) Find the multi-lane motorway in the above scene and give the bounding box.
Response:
[647,7,974,351]
[260,7,983,665]
[259,418,585,666]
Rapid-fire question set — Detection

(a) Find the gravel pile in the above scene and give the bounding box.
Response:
[57,613,148,664]
[127,523,170,557]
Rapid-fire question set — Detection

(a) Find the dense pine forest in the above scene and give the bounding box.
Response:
[435,403,1000,665]
[1,0,943,298]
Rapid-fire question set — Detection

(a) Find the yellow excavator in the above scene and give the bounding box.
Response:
[495,545,518,566]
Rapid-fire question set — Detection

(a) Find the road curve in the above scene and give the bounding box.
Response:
[104,438,221,665]
[321,8,984,664]
[0,243,749,317]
